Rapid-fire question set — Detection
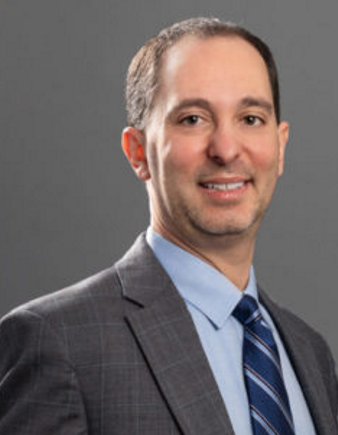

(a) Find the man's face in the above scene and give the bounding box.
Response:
[130,36,289,244]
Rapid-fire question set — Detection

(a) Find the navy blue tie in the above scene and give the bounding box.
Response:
[233,295,295,435]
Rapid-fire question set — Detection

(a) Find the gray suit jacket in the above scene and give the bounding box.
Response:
[0,233,337,434]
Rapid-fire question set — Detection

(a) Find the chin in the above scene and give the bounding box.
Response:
[187,209,262,238]
[194,223,254,237]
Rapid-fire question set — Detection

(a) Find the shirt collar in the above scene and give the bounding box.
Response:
[146,227,258,329]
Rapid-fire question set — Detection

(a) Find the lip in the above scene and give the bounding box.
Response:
[198,178,251,201]
[199,176,250,184]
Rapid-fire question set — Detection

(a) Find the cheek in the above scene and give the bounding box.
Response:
[146,142,159,178]
[163,139,199,174]
[146,141,182,184]
[249,139,280,174]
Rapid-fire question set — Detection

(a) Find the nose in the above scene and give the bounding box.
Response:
[207,124,241,166]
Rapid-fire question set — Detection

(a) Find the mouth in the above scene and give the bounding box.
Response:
[200,181,246,191]
[198,177,251,202]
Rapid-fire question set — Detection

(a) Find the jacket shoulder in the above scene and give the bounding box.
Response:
[260,289,337,391]
[260,288,326,343]
[269,297,328,346]
[1,264,127,329]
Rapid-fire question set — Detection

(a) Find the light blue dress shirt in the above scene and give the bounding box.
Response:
[146,228,317,435]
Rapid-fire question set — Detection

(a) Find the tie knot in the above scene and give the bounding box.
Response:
[233,295,261,326]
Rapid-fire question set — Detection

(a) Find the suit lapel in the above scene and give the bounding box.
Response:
[117,234,337,434]
[260,291,337,435]
[116,234,235,435]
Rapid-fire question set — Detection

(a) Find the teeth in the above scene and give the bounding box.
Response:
[203,182,244,191]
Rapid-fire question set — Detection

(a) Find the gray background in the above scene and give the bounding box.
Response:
[2,1,338,359]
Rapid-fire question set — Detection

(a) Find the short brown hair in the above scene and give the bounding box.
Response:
[125,17,281,129]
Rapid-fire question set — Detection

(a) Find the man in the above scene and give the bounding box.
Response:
[0,17,337,435]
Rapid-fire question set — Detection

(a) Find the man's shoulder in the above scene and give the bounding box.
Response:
[1,264,126,329]
[260,288,333,356]
[1,233,153,328]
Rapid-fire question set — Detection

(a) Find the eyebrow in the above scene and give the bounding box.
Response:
[167,98,213,118]
[238,97,273,114]
[167,96,274,120]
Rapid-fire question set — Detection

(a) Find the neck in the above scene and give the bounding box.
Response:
[153,222,257,291]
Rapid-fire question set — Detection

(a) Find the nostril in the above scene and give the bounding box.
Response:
[211,155,226,166]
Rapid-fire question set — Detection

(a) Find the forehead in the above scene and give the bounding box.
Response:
[157,35,273,109]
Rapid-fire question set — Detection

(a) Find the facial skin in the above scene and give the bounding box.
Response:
[123,36,289,285]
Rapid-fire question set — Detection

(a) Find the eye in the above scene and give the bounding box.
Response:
[243,115,264,126]
[179,114,202,126]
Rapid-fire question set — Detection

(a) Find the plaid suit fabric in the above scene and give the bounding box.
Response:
[0,271,183,434]
[0,233,337,435]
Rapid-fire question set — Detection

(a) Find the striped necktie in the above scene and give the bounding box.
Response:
[233,295,295,435]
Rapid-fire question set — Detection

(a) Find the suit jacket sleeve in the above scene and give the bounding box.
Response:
[0,308,88,434]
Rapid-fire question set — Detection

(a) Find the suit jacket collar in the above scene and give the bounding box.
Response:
[116,233,178,307]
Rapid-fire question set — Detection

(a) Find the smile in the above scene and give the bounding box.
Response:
[200,182,245,191]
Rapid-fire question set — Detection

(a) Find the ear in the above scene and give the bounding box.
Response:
[277,121,289,177]
[121,127,150,181]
